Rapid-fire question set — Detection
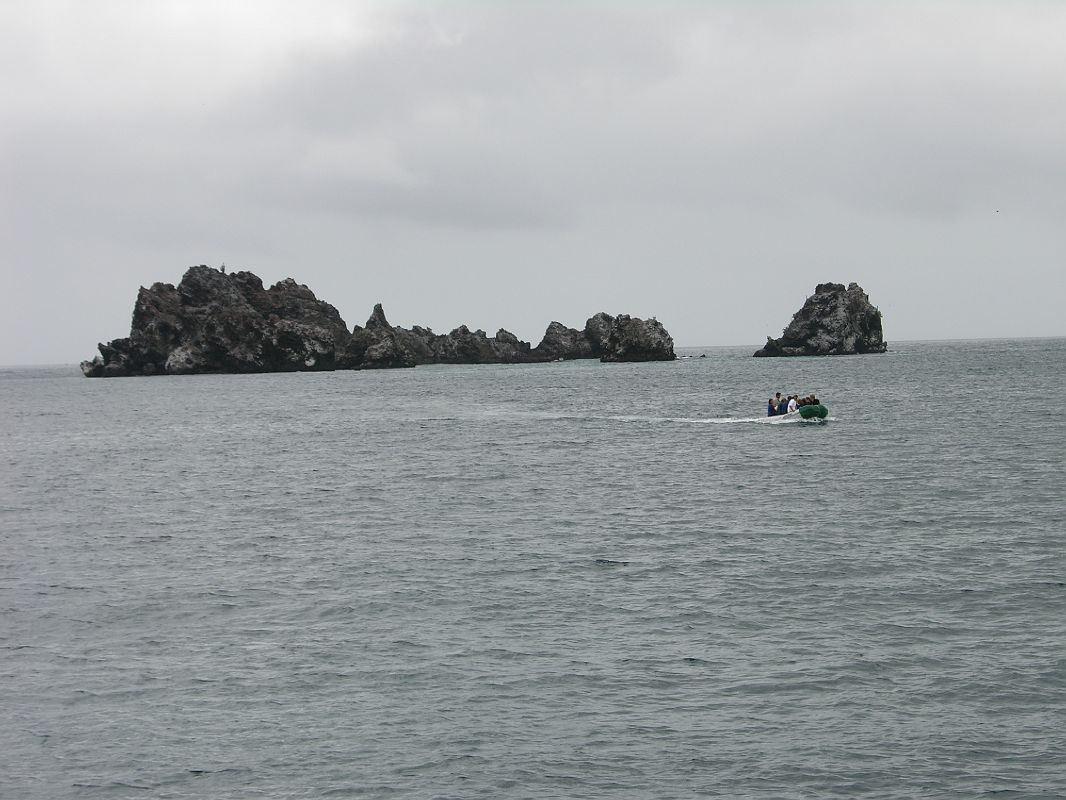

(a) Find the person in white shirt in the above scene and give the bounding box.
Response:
[787,396,798,414]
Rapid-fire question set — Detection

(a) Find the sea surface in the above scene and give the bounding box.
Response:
[2,339,1065,799]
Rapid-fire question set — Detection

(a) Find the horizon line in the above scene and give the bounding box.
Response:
[4,335,1065,370]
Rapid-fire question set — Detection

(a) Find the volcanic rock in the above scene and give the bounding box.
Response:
[81,266,350,377]
[599,314,676,362]
[530,321,595,361]
[753,282,887,357]
[342,304,416,369]
[82,265,677,375]
[418,325,505,364]
[390,323,535,365]
[528,313,675,362]
[490,329,534,363]
[583,313,615,353]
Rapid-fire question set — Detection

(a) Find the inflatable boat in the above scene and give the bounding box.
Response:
[797,403,828,419]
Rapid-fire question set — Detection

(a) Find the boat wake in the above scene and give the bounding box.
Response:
[609,414,831,425]
[507,411,832,426]
[483,409,831,428]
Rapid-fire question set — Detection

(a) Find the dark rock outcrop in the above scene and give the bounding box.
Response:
[529,313,675,362]
[530,321,595,361]
[389,324,534,365]
[599,314,675,362]
[81,266,350,377]
[753,282,887,357]
[583,313,614,353]
[491,329,535,363]
[83,266,676,376]
[341,304,416,369]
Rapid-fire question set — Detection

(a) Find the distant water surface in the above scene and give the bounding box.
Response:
[2,339,1065,799]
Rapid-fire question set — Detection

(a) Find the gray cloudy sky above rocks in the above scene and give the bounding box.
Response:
[2,1,1064,364]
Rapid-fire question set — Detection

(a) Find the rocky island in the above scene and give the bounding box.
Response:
[81,265,676,377]
[753,282,887,357]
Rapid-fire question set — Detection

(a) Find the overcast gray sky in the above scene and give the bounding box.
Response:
[2,1,1064,365]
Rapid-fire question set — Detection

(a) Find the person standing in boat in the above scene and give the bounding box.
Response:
[787,395,798,414]
[767,398,777,417]
[777,395,789,415]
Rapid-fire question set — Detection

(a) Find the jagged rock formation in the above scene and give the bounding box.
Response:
[82,266,676,376]
[753,282,887,357]
[342,304,415,369]
[530,321,595,361]
[599,314,676,362]
[393,323,534,365]
[80,266,350,377]
[385,312,674,365]
[527,312,674,362]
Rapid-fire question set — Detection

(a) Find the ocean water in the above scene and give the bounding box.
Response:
[2,339,1065,799]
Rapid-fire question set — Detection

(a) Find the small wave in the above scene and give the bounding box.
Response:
[73,782,153,791]
[392,639,431,649]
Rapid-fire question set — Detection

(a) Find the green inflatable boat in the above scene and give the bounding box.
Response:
[797,403,828,419]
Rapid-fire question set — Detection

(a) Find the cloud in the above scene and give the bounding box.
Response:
[9,1,1066,227]
[2,1,1066,363]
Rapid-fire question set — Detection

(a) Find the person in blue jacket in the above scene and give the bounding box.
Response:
[767,398,776,416]
[777,395,789,415]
